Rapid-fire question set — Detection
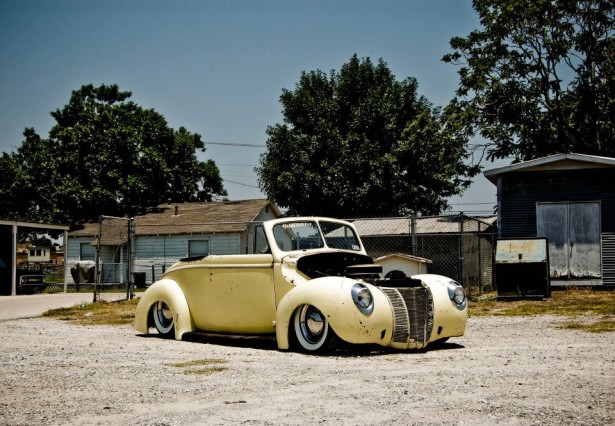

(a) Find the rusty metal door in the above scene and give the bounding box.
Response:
[536,202,601,280]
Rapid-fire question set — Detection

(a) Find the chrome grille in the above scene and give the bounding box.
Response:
[380,287,410,343]
[381,286,434,344]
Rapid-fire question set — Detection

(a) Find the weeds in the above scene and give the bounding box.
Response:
[42,288,615,334]
[469,287,615,332]
[169,359,229,375]
[42,299,138,326]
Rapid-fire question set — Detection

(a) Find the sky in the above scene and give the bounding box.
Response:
[1,0,509,215]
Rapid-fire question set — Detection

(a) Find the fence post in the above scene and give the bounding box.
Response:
[478,220,483,294]
[459,212,464,286]
[93,216,101,302]
[410,212,417,256]
[127,218,135,300]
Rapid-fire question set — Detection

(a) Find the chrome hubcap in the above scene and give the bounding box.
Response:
[300,305,325,343]
[157,301,173,326]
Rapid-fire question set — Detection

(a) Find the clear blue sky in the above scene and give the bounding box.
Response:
[0,0,506,214]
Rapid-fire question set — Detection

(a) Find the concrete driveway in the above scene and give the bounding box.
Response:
[0,292,136,321]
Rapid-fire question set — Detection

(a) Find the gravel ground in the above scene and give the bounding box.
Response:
[0,315,613,425]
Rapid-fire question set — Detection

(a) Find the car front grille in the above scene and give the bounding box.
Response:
[380,286,434,344]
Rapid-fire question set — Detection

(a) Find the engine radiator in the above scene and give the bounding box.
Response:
[380,286,434,344]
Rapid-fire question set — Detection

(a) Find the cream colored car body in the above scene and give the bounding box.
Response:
[135,217,467,352]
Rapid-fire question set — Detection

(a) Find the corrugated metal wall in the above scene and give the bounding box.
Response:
[498,168,615,286]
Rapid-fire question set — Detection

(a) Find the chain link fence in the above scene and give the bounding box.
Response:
[352,214,497,292]
[63,214,496,296]
[62,216,136,299]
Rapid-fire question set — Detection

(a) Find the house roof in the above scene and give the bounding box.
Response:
[484,153,615,184]
[70,199,281,239]
[352,215,497,236]
[374,253,432,264]
[0,220,69,231]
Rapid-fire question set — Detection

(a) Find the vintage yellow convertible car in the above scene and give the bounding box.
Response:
[135,217,467,353]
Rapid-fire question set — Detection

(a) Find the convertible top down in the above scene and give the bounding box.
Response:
[135,217,467,353]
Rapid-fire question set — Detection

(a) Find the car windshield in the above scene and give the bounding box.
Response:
[272,220,362,252]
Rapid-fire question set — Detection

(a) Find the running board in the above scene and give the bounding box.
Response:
[182,331,277,348]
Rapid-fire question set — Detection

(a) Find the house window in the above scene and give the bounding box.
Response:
[253,225,269,254]
[188,240,209,257]
[80,243,96,261]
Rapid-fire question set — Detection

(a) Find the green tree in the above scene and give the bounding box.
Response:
[443,0,615,162]
[257,55,479,217]
[0,84,226,225]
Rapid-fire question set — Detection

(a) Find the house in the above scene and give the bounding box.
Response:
[352,215,497,288]
[16,244,29,264]
[66,199,282,286]
[484,153,615,287]
[27,246,51,263]
[374,253,432,277]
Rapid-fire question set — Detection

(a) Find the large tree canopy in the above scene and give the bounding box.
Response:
[444,0,615,162]
[257,55,479,217]
[0,84,226,225]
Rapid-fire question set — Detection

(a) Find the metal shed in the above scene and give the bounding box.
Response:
[484,153,615,287]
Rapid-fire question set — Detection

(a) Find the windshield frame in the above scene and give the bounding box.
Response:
[267,218,364,256]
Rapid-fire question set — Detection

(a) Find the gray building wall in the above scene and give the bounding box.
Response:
[497,168,615,285]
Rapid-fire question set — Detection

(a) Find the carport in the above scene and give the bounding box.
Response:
[0,220,69,296]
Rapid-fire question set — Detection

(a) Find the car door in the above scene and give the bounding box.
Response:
[199,254,276,334]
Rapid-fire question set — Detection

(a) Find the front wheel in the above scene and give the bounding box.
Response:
[152,301,174,338]
[292,304,337,353]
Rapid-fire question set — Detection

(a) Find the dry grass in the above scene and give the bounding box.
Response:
[42,299,138,326]
[469,288,615,333]
[42,288,615,334]
[169,359,229,375]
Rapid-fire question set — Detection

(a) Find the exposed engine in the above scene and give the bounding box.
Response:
[295,252,425,288]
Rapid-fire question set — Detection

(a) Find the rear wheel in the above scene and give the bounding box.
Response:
[152,301,174,337]
[292,304,337,353]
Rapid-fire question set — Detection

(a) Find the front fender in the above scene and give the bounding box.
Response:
[135,279,195,340]
[412,274,468,340]
[275,277,393,350]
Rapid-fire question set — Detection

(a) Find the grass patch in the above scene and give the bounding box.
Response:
[42,289,614,334]
[469,288,615,332]
[558,319,615,333]
[169,359,229,375]
[42,299,138,326]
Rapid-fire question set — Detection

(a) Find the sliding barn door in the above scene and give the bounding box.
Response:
[536,202,601,280]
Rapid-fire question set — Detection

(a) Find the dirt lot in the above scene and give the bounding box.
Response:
[0,315,613,425]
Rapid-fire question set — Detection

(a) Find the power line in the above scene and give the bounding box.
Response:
[223,178,260,189]
[205,141,266,148]
[449,202,495,206]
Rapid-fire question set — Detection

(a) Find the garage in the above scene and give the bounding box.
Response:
[0,220,69,295]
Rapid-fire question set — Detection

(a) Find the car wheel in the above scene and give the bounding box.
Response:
[293,304,337,353]
[152,301,174,337]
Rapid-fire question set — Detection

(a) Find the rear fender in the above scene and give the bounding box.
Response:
[135,279,194,340]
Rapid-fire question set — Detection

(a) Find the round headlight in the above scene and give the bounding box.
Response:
[453,286,466,305]
[351,283,374,315]
[447,281,466,309]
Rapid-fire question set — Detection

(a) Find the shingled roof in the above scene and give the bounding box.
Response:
[70,199,281,238]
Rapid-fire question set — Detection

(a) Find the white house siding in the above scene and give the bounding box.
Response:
[65,237,92,284]
[242,208,279,253]
[133,233,242,284]
[27,247,51,263]
[65,237,125,284]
